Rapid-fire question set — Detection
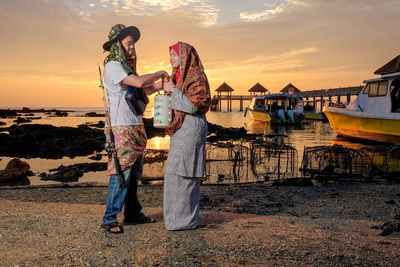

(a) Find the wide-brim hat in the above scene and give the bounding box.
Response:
[103,24,140,51]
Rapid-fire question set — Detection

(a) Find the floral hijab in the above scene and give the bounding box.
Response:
[167,42,211,135]
[104,40,137,74]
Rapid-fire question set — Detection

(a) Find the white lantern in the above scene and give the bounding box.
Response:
[153,93,172,128]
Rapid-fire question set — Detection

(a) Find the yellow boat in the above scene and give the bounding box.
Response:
[296,99,328,121]
[323,57,400,143]
[245,94,305,124]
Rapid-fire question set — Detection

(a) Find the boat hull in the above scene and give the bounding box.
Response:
[248,109,271,122]
[324,106,400,143]
[304,112,327,120]
[248,109,304,124]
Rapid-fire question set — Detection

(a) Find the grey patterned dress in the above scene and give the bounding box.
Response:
[163,87,207,230]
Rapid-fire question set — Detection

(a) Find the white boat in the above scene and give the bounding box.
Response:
[323,55,400,143]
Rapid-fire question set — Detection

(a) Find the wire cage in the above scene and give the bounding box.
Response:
[205,137,298,183]
[205,142,251,183]
[248,139,298,180]
[300,145,372,180]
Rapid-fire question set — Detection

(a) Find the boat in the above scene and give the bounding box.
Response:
[245,93,305,124]
[323,56,400,143]
[296,99,328,121]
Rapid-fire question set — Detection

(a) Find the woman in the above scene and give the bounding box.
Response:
[163,42,211,230]
[101,24,167,234]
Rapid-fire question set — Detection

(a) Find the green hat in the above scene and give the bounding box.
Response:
[103,24,140,51]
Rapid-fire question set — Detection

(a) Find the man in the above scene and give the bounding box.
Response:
[101,24,167,234]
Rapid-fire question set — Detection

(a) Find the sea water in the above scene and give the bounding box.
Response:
[0,107,374,185]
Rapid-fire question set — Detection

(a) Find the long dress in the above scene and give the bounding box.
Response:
[163,87,207,230]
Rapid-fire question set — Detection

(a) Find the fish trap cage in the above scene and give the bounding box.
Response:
[248,139,298,180]
[300,145,372,180]
[205,142,251,183]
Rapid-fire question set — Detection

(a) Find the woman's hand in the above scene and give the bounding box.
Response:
[163,77,175,93]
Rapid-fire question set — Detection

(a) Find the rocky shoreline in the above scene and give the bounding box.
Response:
[0,121,254,185]
[0,181,399,265]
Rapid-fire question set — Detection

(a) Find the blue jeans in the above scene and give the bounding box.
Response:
[102,155,143,225]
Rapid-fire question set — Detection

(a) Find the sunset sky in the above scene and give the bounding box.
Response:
[1,0,399,107]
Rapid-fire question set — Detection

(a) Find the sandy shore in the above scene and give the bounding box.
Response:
[1,181,400,266]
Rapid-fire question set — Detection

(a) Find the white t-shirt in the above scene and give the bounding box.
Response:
[104,61,143,127]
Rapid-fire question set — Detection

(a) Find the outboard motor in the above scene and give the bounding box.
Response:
[277,109,286,123]
[287,109,295,124]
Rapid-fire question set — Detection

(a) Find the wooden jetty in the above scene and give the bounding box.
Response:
[211,82,363,112]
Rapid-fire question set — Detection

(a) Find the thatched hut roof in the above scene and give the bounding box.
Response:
[248,83,268,93]
[215,82,234,92]
[374,55,400,75]
[280,83,301,94]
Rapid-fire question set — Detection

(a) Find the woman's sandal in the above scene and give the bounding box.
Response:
[101,222,124,234]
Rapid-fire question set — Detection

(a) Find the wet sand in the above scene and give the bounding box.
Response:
[0,181,400,266]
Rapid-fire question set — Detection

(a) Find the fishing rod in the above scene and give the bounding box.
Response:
[97,63,126,188]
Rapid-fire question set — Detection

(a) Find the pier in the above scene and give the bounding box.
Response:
[211,83,363,111]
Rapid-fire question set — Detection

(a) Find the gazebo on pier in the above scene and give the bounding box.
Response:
[248,83,268,96]
[215,82,235,111]
[280,83,301,94]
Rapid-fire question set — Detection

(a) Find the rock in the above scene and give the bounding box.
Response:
[42,166,83,182]
[85,121,105,128]
[0,124,105,159]
[271,178,314,187]
[54,111,68,117]
[42,162,108,182]
[26,116,41,120]
[143,149,168,164]
[49,162,107,173]
[84,112,104,117]
[38,172,47,178]
[13,117,32,124]
[40,162,107,182]
[0,109,18,118]
[207,123,249,142]
[89,151,102,160]
[0,158,31,186]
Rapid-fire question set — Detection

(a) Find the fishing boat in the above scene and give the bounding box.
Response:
[296,99,328,121]
[245,93,305,124]
[323,55,400,143]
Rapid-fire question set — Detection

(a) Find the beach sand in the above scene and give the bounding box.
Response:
[1,182,400,266]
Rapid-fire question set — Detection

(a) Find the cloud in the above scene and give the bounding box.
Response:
[239,0,307,22]
[78,0,220,27]
[206,47,318,72]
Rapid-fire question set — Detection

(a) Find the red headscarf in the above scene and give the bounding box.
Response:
[169,43,180,83]
[167,42,211,135]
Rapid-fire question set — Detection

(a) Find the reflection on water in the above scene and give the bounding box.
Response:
[147,136,170,150]
[1,109,391,185]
